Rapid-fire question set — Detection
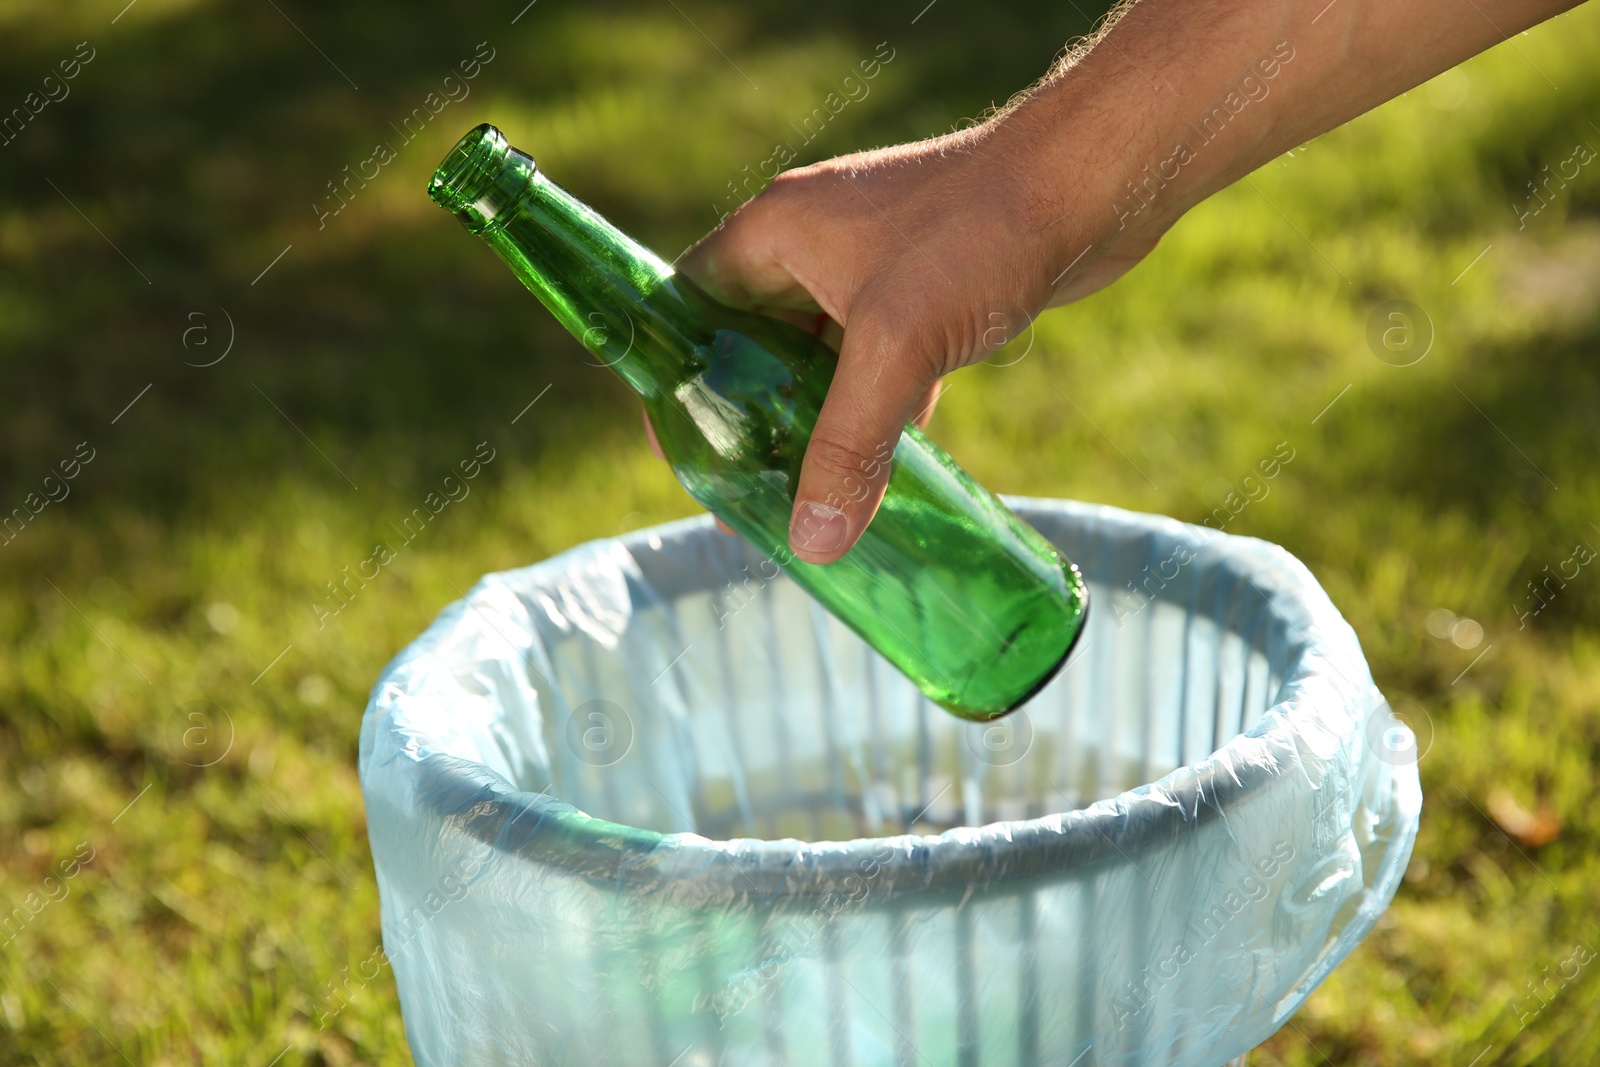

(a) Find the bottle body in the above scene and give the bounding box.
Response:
[430,124,1087,720]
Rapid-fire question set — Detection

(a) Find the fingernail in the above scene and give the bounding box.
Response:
[790,501,848,558]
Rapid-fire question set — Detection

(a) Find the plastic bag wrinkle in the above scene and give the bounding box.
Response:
[360,498,1420,1067]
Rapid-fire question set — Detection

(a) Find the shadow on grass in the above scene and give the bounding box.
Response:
[0,0,1098,531]
[0,0,1592,557]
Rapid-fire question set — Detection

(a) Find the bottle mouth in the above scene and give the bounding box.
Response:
[429,123,535,231]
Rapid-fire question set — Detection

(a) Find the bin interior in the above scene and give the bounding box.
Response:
[488,515,1287,844]
[363,502,1420,1067]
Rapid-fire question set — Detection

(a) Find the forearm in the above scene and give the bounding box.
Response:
[1011,0,1581,254]
[678,0,1580,562]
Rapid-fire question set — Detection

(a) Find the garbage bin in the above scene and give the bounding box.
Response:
[359,498,1421,1067]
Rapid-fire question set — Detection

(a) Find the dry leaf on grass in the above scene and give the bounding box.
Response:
[1486,787,1562,847]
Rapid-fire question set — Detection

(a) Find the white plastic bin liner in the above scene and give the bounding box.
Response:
[359,498,1421,1067]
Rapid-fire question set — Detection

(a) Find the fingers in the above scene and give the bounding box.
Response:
[787,301,942,565]
[675,181,828,315]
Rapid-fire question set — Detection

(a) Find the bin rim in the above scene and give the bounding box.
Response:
[384,498,1392,906]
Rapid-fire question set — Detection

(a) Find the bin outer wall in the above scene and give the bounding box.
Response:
[359,498,1422,1067]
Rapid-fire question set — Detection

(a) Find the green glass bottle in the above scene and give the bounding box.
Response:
[428,124,1087,720]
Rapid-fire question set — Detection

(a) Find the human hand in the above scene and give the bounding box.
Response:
[669,112,1164,563]
[639,306,934,537]
[658,0,1585,565]
[639,307,942,538]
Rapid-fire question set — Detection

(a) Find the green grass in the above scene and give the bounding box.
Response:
[2,0,1599,1063]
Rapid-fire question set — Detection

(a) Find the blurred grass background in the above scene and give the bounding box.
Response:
[1,0,1598,1063]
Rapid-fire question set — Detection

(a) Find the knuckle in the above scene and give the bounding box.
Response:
[806,436,893,489]
[756,169,817,218]
[860,290,969,380]
[849,306,936,371]
[949,312,991,367]
[896,321,961,381]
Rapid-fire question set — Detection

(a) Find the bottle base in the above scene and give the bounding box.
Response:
[941,585,1091,723]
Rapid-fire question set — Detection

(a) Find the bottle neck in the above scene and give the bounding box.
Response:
[429,125,703,398]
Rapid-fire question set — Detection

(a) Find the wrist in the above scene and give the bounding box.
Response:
[987,2,1310,271]
[984,59,1181,275]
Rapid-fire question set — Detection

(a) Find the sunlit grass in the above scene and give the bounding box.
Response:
[1,1,1598,1063]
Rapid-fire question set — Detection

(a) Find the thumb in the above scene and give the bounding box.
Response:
[788,303,943,565]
